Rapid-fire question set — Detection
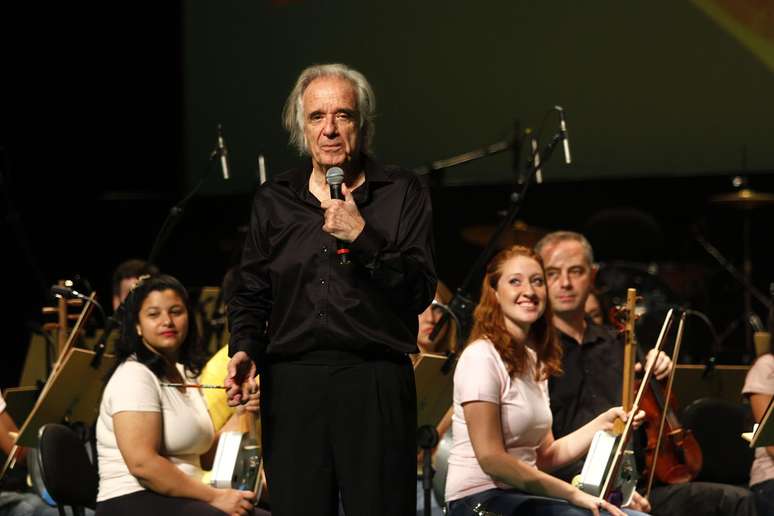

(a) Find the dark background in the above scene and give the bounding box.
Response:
[1,2,773,388]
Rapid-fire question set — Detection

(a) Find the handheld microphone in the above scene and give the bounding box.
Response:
[325,167,350,265]
[554,106,572,164]
[217,124,230,180]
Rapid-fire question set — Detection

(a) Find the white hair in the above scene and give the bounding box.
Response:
[282,63,376,156]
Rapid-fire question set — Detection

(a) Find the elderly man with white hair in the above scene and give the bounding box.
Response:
[226,63,437,516]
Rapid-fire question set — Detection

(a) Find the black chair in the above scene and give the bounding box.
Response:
[37,423,98,516]
[680,397,755,485]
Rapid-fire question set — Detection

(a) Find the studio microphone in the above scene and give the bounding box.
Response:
[216,124,230,180]
[51,285,87,301]
[50,285,107,321]
[554,106,572,164]
[325,166,351,265]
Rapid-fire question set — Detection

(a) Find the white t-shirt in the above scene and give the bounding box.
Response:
[0,391,6,414]
[96,359,215,501]
[445,338,552,502]
[742,354,774,487]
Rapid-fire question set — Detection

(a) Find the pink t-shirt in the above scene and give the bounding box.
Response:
[743,354,774,487]
[445,338,552,502]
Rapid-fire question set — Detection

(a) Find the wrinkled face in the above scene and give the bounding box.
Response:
[494,255,547,332]
[417,300,447,352]
[135,289,188,361]
[585,293,604,326]
[540,240,596,317]
[302,76,361,171]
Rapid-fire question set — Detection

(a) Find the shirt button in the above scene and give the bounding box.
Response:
[321,246,329,255]
[320,279,326,286]
[318,311,326,318]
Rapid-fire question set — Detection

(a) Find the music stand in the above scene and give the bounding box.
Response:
[15,348,115,448]
[1,386,40,424]
[746,396,774,448]
[414,353,455,429]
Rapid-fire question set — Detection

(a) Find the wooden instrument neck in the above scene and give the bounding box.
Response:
[238,410,258,440]
[615,288,638,435]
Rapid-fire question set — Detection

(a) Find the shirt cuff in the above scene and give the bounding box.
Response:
[229,335,268,371]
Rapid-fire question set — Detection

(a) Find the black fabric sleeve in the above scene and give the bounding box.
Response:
[227,190,272,368]
[349,173,437,315]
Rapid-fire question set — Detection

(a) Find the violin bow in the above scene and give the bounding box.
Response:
[600,308,675,501]
[645,311,687,499]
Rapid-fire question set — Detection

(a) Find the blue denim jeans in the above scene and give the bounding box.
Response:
[447,488,649,516]
[0,491,94,516]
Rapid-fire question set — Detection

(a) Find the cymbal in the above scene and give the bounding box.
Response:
[709,188,774,208]
[461,220,547,248]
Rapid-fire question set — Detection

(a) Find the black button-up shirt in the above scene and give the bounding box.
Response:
[548,321,624,480]
[228,157,437,369]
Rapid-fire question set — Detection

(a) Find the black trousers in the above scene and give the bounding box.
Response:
[649,481,757,516]
[261,354,416,516]
[751,479,774,516]
[95,490,271,516]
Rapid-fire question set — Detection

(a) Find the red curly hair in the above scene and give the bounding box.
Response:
[468,245,562,381]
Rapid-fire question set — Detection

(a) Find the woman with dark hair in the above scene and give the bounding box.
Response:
[444,246,647,516]
[95,275,262,516]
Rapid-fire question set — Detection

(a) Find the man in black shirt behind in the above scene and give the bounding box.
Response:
[225,64,436,516]
[536,230,756,516]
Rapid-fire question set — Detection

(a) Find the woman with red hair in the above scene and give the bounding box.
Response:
[444,246,646,516]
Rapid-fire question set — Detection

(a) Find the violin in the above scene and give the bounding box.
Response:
[637,345,703,485]
[611,298,703,489]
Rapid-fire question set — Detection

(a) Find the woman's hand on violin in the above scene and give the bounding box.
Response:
[209,487,256,516]
[567,489,627,516]
[636,349,672,381]
[599,407,646,431]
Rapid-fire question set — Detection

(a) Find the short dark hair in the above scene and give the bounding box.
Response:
[111,274,207,381]
[111,259,159,298]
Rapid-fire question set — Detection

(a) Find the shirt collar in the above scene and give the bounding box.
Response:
[557,318,610,348]
[274,154,393,202]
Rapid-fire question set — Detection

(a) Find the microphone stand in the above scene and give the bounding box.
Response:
[412,139,512,176]
[428,128,567,345]
[693,230,773,359]
[416,425,439,516]
[147,141,227,266]
[91,308,121,369]
[693,231,773,311]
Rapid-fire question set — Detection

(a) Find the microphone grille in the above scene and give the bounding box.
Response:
[325,167,345,186]
[51,285,73,298]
